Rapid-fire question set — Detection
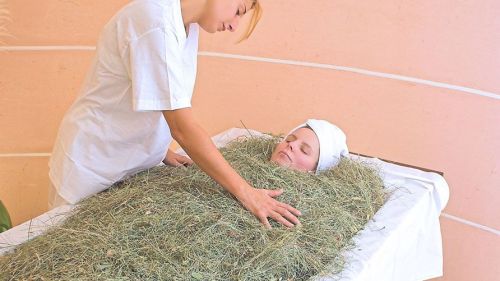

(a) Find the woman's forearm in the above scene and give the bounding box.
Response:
[163,108,251,201]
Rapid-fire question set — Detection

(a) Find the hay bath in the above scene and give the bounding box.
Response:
[1,136,386,280]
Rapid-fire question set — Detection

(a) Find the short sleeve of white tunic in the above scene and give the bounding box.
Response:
[120,0,198,110]
[48,0,199,204]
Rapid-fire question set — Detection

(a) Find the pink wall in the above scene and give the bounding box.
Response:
[0,0,498,280]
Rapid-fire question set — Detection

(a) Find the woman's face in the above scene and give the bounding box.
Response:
[198,0,253,33]
[270,127,320,172]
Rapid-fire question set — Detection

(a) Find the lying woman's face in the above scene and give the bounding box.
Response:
[270,127,320,172]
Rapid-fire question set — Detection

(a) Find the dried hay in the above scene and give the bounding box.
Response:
[0,135,386,280]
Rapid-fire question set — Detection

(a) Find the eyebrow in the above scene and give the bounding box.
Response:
[288,134,313,152]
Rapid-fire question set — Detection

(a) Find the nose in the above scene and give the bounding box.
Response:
[287,140,298,152]
[227,17,240,32]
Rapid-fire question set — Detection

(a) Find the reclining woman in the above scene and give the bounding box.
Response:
[270,119,349,173]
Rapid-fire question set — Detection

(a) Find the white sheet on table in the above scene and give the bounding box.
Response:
[0,204,75,255]
[0,128,449,281]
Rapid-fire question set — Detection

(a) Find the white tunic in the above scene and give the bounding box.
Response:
[49,0,199,204]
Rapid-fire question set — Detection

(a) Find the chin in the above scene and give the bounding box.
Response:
[270,156,280,164]
[271,158,292,170]
[269,156,279,165]
[200,24,218,33]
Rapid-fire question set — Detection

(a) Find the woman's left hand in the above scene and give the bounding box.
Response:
[163,149,194,167]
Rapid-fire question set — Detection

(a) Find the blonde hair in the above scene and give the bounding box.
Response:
[238,0,262,42]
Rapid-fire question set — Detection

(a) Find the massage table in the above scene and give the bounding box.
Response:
[0,128,449,281]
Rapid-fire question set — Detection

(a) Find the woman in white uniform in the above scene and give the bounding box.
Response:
[49,0,301,228]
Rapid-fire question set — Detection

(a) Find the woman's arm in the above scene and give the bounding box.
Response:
[163,108,301,228]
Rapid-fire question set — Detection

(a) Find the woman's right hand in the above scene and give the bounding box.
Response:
[238,186,302,228]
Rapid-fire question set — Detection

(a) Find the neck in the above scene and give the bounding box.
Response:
[180,0,205,27]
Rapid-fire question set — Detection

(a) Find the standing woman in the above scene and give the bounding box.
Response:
[49,0,301,228]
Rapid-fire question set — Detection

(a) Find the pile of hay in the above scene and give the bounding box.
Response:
[0,135,386,280]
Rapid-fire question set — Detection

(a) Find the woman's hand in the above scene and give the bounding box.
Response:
[163,149,194,167]
[239,186,302,229]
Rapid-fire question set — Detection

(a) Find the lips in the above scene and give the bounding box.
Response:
[217,23,226,32]
[279,151,292,162]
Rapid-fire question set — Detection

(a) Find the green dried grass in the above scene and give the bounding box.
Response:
[0,135,386,280]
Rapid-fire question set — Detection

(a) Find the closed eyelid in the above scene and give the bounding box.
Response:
[237,4,246,16]
[301,143,313,154]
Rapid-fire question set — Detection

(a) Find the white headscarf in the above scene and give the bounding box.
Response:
[287,119,349,173]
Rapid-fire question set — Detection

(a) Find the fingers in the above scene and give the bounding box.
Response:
[269,211,295,228]
[276,206,301,226]
[169,155,193,167]
[278,202,302,217]
[266,188,283,198]
[181,156,194,166]
[255,189,302,228]
[259,216,272,229]
[172,160,184,167]
[265,189,302,216]
[245,188,302,229]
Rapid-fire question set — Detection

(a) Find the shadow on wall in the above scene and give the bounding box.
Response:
[0,0,11,44]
